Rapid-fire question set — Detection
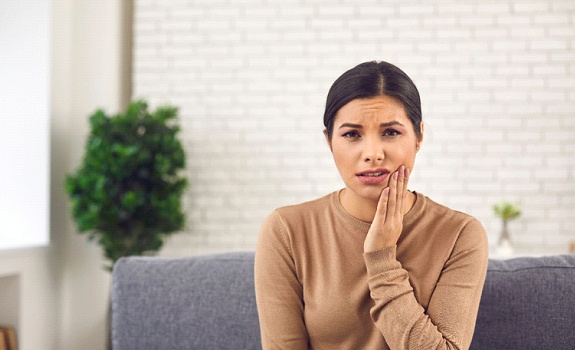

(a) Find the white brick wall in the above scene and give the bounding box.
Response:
[133,0,575,256]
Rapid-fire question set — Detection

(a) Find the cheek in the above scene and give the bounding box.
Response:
[331,144,357,173]
[332,149,350,169]
[389,143,418,167]
[403,148,418,168]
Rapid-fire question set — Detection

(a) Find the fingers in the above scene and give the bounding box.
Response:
[386,170,399,217]
[396,166,406,215]
[377,187,390,220]
[386,166,409,220]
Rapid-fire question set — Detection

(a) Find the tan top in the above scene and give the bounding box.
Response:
[255,191,488,350]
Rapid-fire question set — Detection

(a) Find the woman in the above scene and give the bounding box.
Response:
[254,61,488,350]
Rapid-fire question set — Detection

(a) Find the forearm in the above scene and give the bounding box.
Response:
[364,244,487,350]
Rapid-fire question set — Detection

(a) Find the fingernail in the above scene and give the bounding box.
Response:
[393,172,398,181]
[405,168,410,179]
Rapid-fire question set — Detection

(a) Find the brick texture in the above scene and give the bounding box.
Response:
[133,0,575,256]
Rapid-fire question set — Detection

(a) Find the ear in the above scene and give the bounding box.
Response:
[323,129,333,152]
[416,122,424,152]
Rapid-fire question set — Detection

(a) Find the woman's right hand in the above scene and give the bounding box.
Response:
[363,166,409,253]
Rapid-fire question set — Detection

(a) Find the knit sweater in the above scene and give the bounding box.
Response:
[254,191,488,350]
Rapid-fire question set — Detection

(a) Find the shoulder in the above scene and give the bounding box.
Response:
[277,192,334,214]
[259,192,336,242]
[416,193,480,230]
[267,192,335,227]
[408,193,487,249]
[256,194,334,257]
[421,194,488,252]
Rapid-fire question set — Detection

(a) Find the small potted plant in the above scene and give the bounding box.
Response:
[492,200,522,256]
[65,100,188,271]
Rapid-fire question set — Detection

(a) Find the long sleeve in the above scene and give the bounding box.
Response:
[254,211,309,350]
[364,218,489,350]
[254,191,488,350]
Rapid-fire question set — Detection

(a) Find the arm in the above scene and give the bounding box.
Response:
[365,219,488,349]
[364,167,488,349]
[254,211,309,350]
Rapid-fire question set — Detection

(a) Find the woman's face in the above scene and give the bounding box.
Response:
[326,95,423,205]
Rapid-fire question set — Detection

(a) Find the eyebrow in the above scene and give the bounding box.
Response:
[338,121,404,129]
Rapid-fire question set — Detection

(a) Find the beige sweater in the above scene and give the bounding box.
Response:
[255,191,488,350]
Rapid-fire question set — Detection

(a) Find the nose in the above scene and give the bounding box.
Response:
[363,138,384,163]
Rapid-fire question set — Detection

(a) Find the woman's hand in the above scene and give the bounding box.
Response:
[364,166,410,253]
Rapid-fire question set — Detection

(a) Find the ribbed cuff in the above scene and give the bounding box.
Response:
[364,246,401,276]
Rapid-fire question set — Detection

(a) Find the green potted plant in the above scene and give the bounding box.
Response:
[65,100,187,270]
[492,200,522,255]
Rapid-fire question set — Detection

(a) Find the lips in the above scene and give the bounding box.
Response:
[356,168,390,184]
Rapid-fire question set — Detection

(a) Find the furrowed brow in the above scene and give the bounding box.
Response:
[380,121,404,128]
[338,123,362,129]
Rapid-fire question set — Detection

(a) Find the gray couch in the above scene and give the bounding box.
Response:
[111,252,575,350]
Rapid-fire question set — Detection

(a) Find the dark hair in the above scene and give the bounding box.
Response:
[323,61,422,140]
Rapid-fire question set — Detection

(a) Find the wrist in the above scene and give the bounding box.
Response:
[364,238,397,253]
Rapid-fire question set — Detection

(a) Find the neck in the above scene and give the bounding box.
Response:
[339,189,416,223]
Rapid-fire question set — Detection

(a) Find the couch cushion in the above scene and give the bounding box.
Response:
[470,254,575,350]
[112,252,261,350]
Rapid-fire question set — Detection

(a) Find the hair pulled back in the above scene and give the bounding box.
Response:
[323,61,422,140]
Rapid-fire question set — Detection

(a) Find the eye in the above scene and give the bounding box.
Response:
[383,129,401,137]
[342,130,361,139]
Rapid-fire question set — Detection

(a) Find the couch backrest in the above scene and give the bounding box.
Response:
[112,252,575,350]
[470,254,575,350]
[112,252,261,350]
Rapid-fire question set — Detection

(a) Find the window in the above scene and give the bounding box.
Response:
[0,0,50,249]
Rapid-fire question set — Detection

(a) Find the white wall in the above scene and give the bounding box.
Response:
[13,1,129,349]
[51,0,128,349]
[134,0,575,256]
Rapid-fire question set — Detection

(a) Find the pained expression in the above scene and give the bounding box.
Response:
[326,95,423,204]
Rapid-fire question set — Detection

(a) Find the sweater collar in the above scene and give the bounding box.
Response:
[331,190,425,231]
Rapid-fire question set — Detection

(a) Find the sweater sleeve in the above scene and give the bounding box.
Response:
[364,218,488,350]
[254,211,309,350]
